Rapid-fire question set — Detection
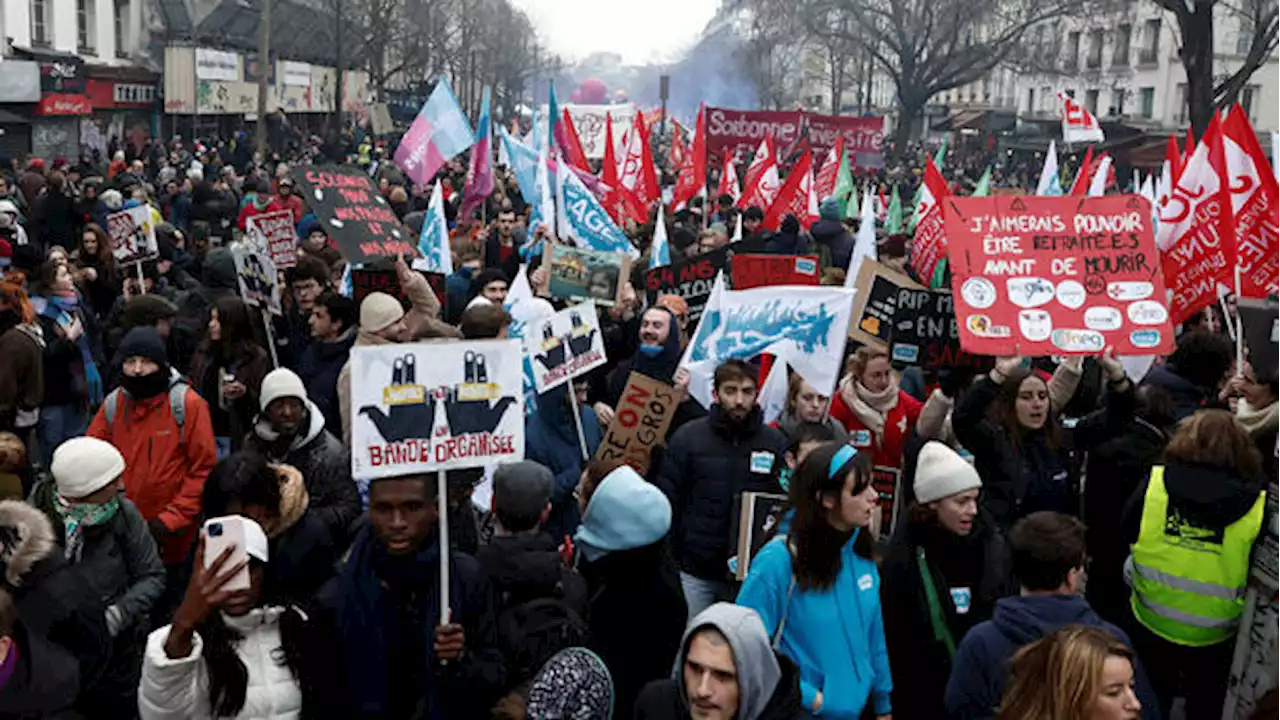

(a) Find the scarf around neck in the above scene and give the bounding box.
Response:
[842,376,899,444]
[1237,398,1279,436]
[55,493,120,561]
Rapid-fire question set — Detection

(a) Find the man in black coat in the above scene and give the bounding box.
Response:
[655,359,788,620]
[296,291,357,438]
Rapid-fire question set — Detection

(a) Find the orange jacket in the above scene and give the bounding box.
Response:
[88,387,217,564]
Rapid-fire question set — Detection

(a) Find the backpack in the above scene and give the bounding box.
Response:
[103,375,190,443]
[496,588,590,685]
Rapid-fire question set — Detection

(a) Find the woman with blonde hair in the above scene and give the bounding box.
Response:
[998,624,1142,720]
[829,346,922,480]
[772,372,848,444]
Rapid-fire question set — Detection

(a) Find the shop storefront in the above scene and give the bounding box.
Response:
[85,65,160,158]
[32,56,90,160]
[0,61,40,159]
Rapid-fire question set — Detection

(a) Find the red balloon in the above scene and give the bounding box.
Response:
[579,78,608,104]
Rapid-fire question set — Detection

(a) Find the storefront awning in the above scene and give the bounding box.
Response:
[932,108,1018,133]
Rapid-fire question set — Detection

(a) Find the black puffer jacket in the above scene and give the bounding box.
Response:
[655,405,788,581]
[808,217,854,270]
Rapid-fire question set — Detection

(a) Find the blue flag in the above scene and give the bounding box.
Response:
[556,158,638,257]
[650,205,670,269]
[500,128,540,207]
[415,180,452,275]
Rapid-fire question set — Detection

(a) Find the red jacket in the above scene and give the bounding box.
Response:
[829,386,922,473]
[237,198,283,231]
[276,194,305,224]
[88,387,217,564]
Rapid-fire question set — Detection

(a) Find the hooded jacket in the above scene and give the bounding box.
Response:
[296,325,357,438]
[246,399,361,546]
[634,603,805,720]
[808,218,854,270]
[944,594,1161,719]
[655,405,788,581]
[574,465,686,714]
[525,383,602,542]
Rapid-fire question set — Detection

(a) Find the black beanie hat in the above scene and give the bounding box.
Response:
[118,327,169,369]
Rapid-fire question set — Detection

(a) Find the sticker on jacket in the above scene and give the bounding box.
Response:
[750,451,775,474]
[858,574,873,591]
[850,430,872,447]
[951,587,972,614]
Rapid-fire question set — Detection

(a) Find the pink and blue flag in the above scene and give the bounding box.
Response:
[460,86,493,220]
[394,76,475,187]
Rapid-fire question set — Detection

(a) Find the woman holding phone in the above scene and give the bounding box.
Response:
[139,516,315,719]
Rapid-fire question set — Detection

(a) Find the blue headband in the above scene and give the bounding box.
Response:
[828,444,859,479]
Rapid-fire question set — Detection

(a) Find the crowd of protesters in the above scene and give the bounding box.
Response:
[0,123,1270,720]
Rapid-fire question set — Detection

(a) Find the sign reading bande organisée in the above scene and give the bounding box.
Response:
[523,301,608,394]
[943,195,1175,356]
[350,340,524,478]
[291,165,415,264]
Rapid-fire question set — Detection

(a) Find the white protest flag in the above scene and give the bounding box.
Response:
[1087,155,1113,197]
[1139,172,1158,234]
[680,276,856,409]
[1036,140,1063,196]
[650,205,671,269]
[845,189,878,289]
[731,212,743,243]
[758,355,790,425]
[504,265,555,416]
[413,180,453,275]
[1059,92,1105,144]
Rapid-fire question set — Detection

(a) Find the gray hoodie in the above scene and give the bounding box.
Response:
[675,603,782,720]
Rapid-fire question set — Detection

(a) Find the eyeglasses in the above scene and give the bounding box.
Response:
[828,444,859,479]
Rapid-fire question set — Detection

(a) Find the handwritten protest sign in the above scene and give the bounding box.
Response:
[350,339,524,477]
[644,237,767,321]
[247,210,298,269]
[889,288,988,369]
[291,165,415,263]
[349,266,447,313]
[524,301,608,394]
[231,244,282,315]
[106,207,158,266]
[730,254,821,289]
[944,195,1175,356]
[594,372,679,475]
[540,243,631,307]
[871,466,902,540]
[848,258,923,347]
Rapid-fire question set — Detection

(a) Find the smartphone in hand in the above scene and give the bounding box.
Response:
[203,516,251,591]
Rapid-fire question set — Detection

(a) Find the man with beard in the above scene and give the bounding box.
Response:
[244,368,361,547]
[484,208,523,280]
[655,360,787,619]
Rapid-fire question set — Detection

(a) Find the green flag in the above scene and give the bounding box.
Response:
[933,136,948,170]
[930,257,949,289]
[886,184,903,234]
[973,167,992,197]
[833,148,854,200]
[844,183,860,219]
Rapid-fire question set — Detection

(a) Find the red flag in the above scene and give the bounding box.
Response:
[1165,135,1183,185]
[814,135,844,200]
[739,137,780,210]
[669,119,687,170]
[761,149,814,231]
[1223,107,1279,297]
[671,106,708,211]
[1068,145,1095,196]
[639,118,660,207]
[1157,113,1236,325]
[909,157,951,284]
[559,109,591,173]
[717,152,740,202]
[601,112,628,225]
[1183,128,1197,165]
[617,111,657,222]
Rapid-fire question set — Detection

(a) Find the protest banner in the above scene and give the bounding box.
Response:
[106,206,158,266]
[291,165,415,263]
[848,258,924,348]
[524,301,608,394]
[1238,297,1278,375]
[594,372,680,476]
[558,103,636,159]
[944,195,1175,356]
[350,339,524,478]
[732,491,788,580]
[231,244,283,316]
[889,288,988,369]
[349,266,447,313]
[871,466,902,540]
[705,107,885,168]
[540,243,632,307]
[246,210,298,269]
[644,237,768,321]
[730,253,821,290]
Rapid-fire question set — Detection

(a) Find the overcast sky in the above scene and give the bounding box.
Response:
[511,0,721,65]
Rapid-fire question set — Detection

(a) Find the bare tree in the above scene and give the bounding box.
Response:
[738,2,806,110]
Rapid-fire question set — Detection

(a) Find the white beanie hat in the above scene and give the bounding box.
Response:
[360,292,405,333]
[259,368,307,412]
[51,437,126,499]
[913,441,982,504]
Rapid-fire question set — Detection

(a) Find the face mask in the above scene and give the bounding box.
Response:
[121,370,169,399]
[637,343,664,358]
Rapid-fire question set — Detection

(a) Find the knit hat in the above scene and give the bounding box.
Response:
[525,647,614,720]
[50,437,125,499]
[259,368,307,411]
[360,291,405,333]
[655,294,689,318]
[819,196,841,221]
[118,327,169,368]
[913,441,982,504]
[493,461,554,526]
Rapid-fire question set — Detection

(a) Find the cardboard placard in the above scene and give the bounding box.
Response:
[350,339,525,477]
[1239,297,1278,376]
[730,253,821,289]
[247,209,299,269]
[231,244,282,315]
[848,258,924,347]
[540,243,632,307]
[944,195,1175,356]
[889,288,988,369]
[106,206,158,266]
[349,267,447,314]
[733,491,788,580]
[291,165,415,263]
[871,465,902,541]
[594,372,679,475]
[644,237,767,322]
[523,301,608,394]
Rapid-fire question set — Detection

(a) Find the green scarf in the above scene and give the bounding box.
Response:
[55,494,120,561]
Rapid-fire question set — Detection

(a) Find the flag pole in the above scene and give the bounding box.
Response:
[1233,263,1244,375]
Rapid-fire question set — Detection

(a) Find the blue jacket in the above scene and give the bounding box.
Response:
[525,383,601,542]
[944,594,1161,720]
[737,533,892,718]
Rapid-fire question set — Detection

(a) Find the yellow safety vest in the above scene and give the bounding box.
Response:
[1130,466,1265,646]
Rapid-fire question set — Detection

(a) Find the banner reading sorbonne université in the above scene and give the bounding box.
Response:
[705,108,885,169]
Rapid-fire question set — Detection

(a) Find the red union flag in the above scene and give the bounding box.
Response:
[909,157,951,284]
[814,135,844,200]
[1222,107,1279,297]
[1060,92,1104,144]
[738,137,780,210]
[1156,113,1236,325]
[717,152,741,203]
[761,149,815,231]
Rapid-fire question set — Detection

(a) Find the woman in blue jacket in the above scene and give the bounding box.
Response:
[737,442,893,719]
